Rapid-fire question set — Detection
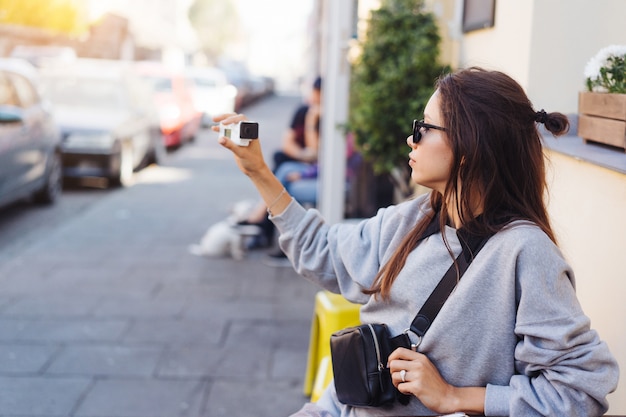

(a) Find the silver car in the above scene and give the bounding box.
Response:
[0,58,62,209]
[39,59,164,187]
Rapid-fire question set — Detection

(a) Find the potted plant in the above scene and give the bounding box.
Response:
[578,45,626,151]
[347,0,449,215]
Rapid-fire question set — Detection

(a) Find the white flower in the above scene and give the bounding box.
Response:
[584,45,626,93]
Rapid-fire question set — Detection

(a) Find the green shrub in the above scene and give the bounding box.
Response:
[349,0,449,174]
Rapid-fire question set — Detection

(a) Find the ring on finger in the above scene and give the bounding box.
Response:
[400,369,407,383]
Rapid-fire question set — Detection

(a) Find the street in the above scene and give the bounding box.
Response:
[0,94,319,417]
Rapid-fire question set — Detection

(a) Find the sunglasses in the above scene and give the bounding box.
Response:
[412,119,447,144]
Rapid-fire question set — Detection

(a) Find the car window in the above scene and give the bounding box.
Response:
[191,77,218,88]
[41,77,127,109]
[0,72,21,106]
[9,73,39,108]
[127,78,156,112]
[141,76,172,92]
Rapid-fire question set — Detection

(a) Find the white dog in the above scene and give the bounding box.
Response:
[188,199,260,260]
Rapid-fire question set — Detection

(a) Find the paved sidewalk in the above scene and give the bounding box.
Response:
[0,94,320,417]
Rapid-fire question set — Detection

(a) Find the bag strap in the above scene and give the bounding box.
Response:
[408,217,492,345]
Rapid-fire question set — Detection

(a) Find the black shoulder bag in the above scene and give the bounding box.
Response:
[330,215,491,407]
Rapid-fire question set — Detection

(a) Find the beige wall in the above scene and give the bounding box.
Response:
[434,0,626,411]
[454,0,626,113]
[545,151,626,413]
[527,0,626,114]
[433,0,626,114]
[459,1,533,86]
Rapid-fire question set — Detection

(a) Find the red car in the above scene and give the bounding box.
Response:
[134,62,201,149]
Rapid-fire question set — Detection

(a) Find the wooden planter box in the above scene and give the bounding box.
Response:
[577,91,626,151]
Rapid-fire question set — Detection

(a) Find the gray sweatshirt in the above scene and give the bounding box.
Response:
[271,193,619,417]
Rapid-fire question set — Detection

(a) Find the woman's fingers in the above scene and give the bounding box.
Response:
[212,112,245,125]
[388,347,419,363]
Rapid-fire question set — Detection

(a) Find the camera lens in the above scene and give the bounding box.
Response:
[240,122,258,139]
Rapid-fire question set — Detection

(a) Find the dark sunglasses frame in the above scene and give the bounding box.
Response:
[412,119,447,144]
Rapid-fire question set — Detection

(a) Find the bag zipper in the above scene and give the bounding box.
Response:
[367,324,384,371]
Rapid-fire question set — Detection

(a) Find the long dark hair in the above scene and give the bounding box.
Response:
[366,67,569,300]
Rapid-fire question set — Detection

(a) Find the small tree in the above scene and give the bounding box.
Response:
[0,0,88,35]
[349,0,449,176]
[188,0,240,64]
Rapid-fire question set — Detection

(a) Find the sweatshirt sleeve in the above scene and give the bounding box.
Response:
[485,231,619,416]
[269,198,411,304]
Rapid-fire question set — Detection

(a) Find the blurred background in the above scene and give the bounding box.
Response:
[0,0,316,93]
[0,0,625,415]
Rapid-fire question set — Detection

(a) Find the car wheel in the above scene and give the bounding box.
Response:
[33,151,63,205]
[110,142,134,187]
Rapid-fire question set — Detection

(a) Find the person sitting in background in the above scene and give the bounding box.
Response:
[272,76,322,171]
[273,131,360,209]
[238,76,322,250]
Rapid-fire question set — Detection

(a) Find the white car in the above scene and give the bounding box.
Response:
[39,59,164,187]
[186,66,237,126]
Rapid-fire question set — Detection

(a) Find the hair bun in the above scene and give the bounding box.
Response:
[535,109,548,124]
[535,109,570,136]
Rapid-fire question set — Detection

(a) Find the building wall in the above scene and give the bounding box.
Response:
[430,0,626,412]
[545,150,626,413]
[459,0,533,87]
[457,0,626,114]
[527,0,626,114]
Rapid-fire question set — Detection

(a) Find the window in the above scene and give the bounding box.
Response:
[462,0,496,33]
[0,72,20,106]
[9,73,38,108]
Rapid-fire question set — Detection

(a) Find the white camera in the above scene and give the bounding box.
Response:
[219,121,259,146]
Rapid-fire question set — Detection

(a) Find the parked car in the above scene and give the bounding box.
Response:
[10,45,77,68]
[0,58,62,209]
[134,61,202,149]
[38,59,163,187]
[185,66,237,126]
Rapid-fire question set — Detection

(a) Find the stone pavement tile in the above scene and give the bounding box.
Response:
[25,273,160,298]
[182,298,275,321]
[75,378,205,417]
[156,344,273,379]
[155,278,241,300]
[0,295,15,311]
[126,261,203,278]
[270,346,310,380]
[0,376,90,415]
[0,344,59,373]
[237,273,285,299]
[155,346,217,378]
[204,379,306,417]
[272,299,318,323]
[46,265,134,282]
[121,318,226,347]
[0,257,60,281]
[1,293,101,317]
[46,345,163,376]
[0,318,128,343]
[225,320,311,350]
[93,293,188,319]
[0,319,29,340]
[196,256,277,281]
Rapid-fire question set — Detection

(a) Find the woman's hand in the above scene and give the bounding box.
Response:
[212,113,293,217]
[388,348,455,413]
[388,348,485,415]
[212,113,268,177]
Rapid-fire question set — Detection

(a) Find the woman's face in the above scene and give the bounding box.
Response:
[406,90,453,194]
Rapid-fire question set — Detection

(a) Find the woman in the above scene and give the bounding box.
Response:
[213,67,619,416]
